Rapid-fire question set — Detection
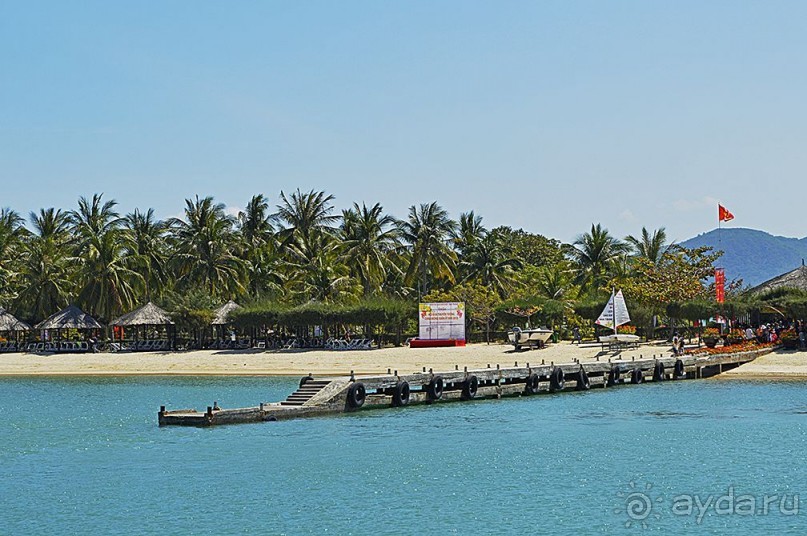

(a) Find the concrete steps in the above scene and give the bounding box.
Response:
[280,380,330,406]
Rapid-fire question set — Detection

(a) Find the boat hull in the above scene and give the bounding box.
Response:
[508,329,553,348]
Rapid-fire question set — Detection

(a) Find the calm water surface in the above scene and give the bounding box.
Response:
[2,377,806,534]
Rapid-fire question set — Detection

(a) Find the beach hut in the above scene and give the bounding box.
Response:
[34,305,103,353]
[0,308,31,352]
[211,300,244,348]
[111,302,175,351]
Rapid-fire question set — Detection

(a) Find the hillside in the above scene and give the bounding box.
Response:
[680,228,807,287]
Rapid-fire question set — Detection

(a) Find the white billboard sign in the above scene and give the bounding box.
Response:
[418,302,466,341]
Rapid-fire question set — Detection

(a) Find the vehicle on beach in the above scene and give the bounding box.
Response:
[508,326,554,350]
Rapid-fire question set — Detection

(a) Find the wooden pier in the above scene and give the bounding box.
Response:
[158,347,772,427]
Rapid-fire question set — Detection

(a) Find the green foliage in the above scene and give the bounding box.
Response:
[488,226,564,268]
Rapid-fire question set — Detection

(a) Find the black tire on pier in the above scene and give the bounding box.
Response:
[631,368,644,384]
[392,381,410,407]
[576,369,591,391]
[299,375,314,388]
[525,373,541,395]
[674,359,685,379]
[653,362,665,382]
[346,382,366,409]
[426,376,444,401]
[461,375,479,400]
[607,368,621,386]
[549,368,565,392]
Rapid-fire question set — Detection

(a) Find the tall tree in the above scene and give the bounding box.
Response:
[570,223,628,294]
[341,202,400,298]
[458,234,521,297]
[68,194,140,320]
[237,194,281,299]
[168,196,246,299]
[626,227,671,265]
[15,208,73,320]
[122,208,168,301]
[452,211,487,255]
[398,202,458,298]
[273,189,338,248]
[0,208,28,305]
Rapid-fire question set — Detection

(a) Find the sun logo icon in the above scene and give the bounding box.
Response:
[614,481,664,529]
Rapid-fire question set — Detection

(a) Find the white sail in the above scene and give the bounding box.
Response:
[595,290,631,329]
[613,290,631,327]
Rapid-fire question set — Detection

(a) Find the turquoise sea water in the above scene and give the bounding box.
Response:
[2,377,806,535]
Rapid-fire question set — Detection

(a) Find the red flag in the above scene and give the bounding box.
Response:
[718,204,734,222]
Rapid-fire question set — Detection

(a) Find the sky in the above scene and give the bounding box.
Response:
[2,1,806,244]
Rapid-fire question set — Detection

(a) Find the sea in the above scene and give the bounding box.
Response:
[2,376,806,534]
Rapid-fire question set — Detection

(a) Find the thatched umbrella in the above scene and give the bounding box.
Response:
[0,308,31,348]
[212,300,242,326]
[111,302,175,350]
[211,300,242,346]
[35,305,102,330]
[34,305,103,351]
[0,308,31,332]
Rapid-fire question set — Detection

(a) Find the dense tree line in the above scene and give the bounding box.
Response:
[0,191,732,338]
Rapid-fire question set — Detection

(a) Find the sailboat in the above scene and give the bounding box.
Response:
[596,289,639,344]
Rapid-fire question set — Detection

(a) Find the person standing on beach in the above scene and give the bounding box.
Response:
[572,327,581,344]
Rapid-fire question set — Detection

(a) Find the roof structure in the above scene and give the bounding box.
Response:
[35,305,103,330]
[0,308,31,331]
[212,300,242,325]
[748,265,807,294]
[111,302,174,327]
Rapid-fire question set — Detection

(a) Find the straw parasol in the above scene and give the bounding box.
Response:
[0,308,31,332]
[35,305,103,330]
[212,300,242,326]
[112,302,174,327]
[749,264,807,295]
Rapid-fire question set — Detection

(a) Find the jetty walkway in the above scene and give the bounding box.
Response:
[158,347,772,427]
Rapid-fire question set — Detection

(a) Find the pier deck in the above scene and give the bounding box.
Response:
[158,347,771,427]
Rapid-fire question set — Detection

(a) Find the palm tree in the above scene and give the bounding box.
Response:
[66,194,142,320]
[273,189,338,248]
[452,211,487,255]
[340,202,400,297]
[625,227,671,265]
[458,234,521,296]
[237,194,281,299]
[238,194,274,247]
[69,193,121,244]
[74,228,143,321]
[15,208,73,320]
[284,231,354,302]
[570,223,628,294]
[122,208,168,301]
[398,202,458,297]
[168,196,246,299]
[0,208,28,304]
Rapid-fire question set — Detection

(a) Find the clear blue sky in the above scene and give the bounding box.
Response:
[2,1,806,244]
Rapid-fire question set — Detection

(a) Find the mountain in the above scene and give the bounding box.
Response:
[680,228,807,287]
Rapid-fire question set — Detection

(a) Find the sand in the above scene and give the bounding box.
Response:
[719,349,807,380]
[0,341,678,377]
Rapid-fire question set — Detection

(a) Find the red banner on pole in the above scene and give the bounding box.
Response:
[715,268,725,303]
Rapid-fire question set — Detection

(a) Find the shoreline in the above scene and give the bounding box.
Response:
[717,349,807,381]
[0,342,665,378]
[0,342,802,380]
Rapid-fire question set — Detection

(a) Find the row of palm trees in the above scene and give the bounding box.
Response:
[0,189,674,324]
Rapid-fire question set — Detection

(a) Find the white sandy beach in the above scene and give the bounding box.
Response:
[720,349,807,380]
[0,341,679,377]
